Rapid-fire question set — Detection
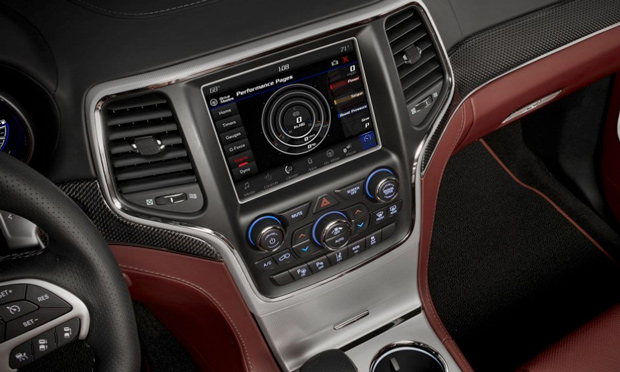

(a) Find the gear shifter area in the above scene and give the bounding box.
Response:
[0,280,90,371]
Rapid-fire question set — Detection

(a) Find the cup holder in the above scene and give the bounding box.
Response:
[371,341,446,372]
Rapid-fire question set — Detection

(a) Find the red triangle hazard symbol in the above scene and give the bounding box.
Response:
[320,197,331,208]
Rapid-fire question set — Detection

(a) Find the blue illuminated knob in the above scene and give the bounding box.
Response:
[248,216,285,252]
[366,168,399,203]
[313,211,352,251]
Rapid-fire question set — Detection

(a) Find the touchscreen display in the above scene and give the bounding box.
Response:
[203,39,379,201]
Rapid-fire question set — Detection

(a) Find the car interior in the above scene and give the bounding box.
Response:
[0,0,619,371]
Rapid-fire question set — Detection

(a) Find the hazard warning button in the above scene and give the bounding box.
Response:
[313,193,339,214]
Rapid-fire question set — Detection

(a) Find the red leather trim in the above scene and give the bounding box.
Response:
[479,139,619,266]
[110,245,280,372]
[516,303,620,372]
[418,25,620,372]
[601,76,620,223]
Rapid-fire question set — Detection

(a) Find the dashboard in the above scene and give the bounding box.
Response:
[2,0,619,371]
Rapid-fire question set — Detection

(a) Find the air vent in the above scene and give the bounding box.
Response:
[103,94,197,196]
[385,8,445,126]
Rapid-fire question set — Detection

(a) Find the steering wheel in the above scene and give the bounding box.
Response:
[0,152,140,371]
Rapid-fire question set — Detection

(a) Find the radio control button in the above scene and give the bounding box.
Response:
[313,194,339,214]
[366,168,399,203]
[279,202,311,226]
[335,180,365,200]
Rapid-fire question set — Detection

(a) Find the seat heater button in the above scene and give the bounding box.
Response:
[6,307,71,340]
[9,341,33,369]
[32,328,57,358]
[56,318,80,347]
[0,300,38,322]
[26,285,71,309]
[0,284,27,305]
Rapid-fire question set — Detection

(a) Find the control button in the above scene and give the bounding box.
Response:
[255,257,276,272]
[248,216,285,252]
[219,126,247,145]
[273,249,295,265]
[227,150,254,168]
[6,307,71,340]
[224,139,251,156]
[344,204,369,220]
[232,161,258,181]
[372,208,388,225]
[10,341,33,369]
[210,103,239,121]
[292,224,312,246]
[56,318,80,347]
[325,230,351,250]
[382,223,397,240]
[155,193,188,206]
[0,300,38,322]
[327,248,348,265]
[348,239,366,256]
[313,211,352,251]
[292,241,322,258]
[289,264,312,280]
[0,284,27,305]
[325,221,350,240]
[33,328,57,358]
[366,231,382,248]
[414,95,434,112]
[308,256,331,274]
[279,202,311,226]
[387,200,403,217]
[26,286,71,309]
[313,194,339,214]
[335,180,365,200]
[270,272,294,286]
[352,215,370,235]
[366,168,400,203]
[214,114,243,133]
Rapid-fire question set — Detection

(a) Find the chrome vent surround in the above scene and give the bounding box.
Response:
[102,94,197,195]
[385,8,444,105]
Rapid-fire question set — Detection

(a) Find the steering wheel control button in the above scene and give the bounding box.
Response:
[255,257,276,272]
[292,241,321,258]
[366,168,400,203]
[0,284,27,305]
[292,225,312,246]
[6,307,70,340]
[327,248,349,266]
[344,204,369,220]
[289,264,312,281]
[366,231,382,249]
[56,318,80,347]
[273,249,295,266]
[387,200,403,217]
[26,285,71,309]
[32,328,57,358]
[335,180,365,200]
[270,272,294,286]
[308,256,331,274]
[248,216,285,252]
[10,340,33,369]
[352,216,370,235]
[313,194,339,214]
[348,239,366,256]
[279,202,311,226]
[372,208,388,226]
[0,300,38,322]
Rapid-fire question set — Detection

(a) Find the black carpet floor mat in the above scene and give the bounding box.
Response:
[428,133,620,372]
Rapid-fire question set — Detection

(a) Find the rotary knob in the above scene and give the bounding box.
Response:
[313,211,352,251]
[248,216,285,252]
[365,168,399,203]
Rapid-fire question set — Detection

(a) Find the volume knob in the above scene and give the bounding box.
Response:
[313,211,352,251]
[366,168,399,203]
[248,216,285,252]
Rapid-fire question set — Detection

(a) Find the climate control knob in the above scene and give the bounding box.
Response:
[248,216,285,252]
[366,168,399,203]
[313,211,352,251]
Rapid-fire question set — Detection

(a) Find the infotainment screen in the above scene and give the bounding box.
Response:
[202,38,379,201]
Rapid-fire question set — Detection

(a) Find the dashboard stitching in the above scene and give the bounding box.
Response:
[119,264,254,372]
[69,0,221,17]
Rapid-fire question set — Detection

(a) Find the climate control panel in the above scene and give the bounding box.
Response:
[246,168,408,292]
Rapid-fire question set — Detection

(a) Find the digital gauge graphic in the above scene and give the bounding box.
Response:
[0,97,34,162]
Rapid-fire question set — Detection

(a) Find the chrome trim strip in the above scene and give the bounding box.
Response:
[617,106,620,143]
[0,279,90,372]
[420,21,620,176]
[501,89,562,124]
[334,310,370,331]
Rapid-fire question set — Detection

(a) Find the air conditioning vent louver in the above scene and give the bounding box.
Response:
[103,94,197,195]
[385,8,444,106]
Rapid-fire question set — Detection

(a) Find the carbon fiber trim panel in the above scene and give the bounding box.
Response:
[420,0,620,172]
[59,180,222,260]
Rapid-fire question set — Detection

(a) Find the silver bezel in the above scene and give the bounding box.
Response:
[0,279,90,372]
[370,341,448,372]
[200,37,383,204]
